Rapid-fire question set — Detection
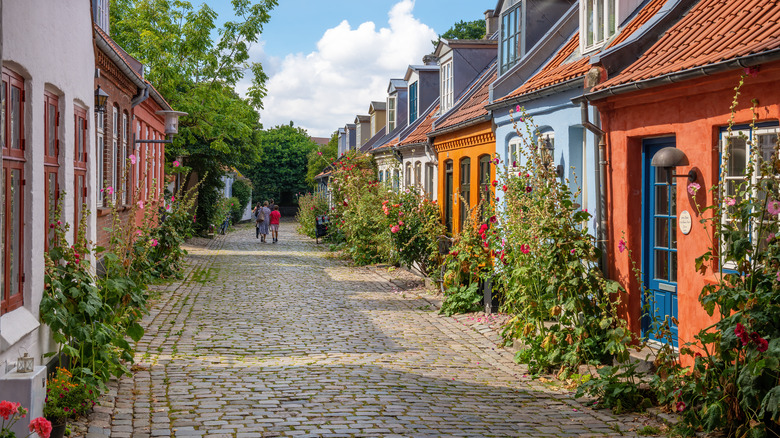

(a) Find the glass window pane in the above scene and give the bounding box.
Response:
[655,218,668,248]
[670,183,676,213]
[670,252,677,282]
[655,185,668,215]
[655,250,668,280]
[48,103,56,156]
[2,83,5,149]
[11,87,20,149]
[670,218,677,248]
[758,133,777,164]
[728,136,747,177]
[10,168,21,296]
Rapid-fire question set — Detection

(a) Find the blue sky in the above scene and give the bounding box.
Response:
[210,0,494,137]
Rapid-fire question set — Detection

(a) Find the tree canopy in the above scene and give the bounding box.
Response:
[433,19,486,47]
[244,124,318,206]
[109,0,278,230]
[305,132,338,187]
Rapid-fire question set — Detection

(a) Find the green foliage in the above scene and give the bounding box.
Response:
[433,19,486,47]
[440,283,482,317]
[484,108,628,374]
[227,197,243,224]
[211,196,233,227]
[384,189,446,276]
[245,124,318,205]
[575,363,653,414]
[43,368,98,422]
[231,178,252,211]
[295,192,329,239]
[306,133,338,187]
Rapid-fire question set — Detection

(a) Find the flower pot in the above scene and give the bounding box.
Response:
[48,420,66,438]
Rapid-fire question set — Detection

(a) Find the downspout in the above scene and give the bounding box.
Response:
[131,84,149,108]
[580,101,608,275]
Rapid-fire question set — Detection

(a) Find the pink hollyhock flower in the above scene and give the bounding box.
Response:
[398,220,404,226]
[173,160,181,167]
[687,182,700,196]
[768,199,780,215]
[725,197,736,206]
[106,186,114,195]
[489,216,497,223]
[618,238,627,253]
[492,180,498,187]
[520,244,530,254]
[493,157,499,165]
[515,105,521,113]
[317,151,323,156]
[129,154,137,165]
[171,196,175,203]
[776,271,780,282]
[744,66,759,77]
[151,238,158,247]
[502,185,507,191]
[29,416,52,438]
[571,249,576,254]
[676,401,686,412]
[136,230,143,237]
[137,200,144,209]
[391,225,399,233]
[479,224,489,233]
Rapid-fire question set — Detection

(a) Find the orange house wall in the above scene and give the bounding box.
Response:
[433,122,496,234]
[595,62,780,354]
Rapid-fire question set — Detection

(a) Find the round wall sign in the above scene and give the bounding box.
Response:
[679,210,692,235]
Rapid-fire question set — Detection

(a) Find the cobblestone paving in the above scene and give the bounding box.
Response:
[77,220,665,437]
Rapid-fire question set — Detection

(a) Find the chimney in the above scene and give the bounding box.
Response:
[484,9,497,38]
[423,54,438,66]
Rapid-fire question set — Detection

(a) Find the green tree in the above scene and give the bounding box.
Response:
[109,0,277,232]
[305,132,338,186]
[433,19,486,47]
[245,124,317,206]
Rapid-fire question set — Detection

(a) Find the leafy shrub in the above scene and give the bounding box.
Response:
[296,192,329,238]
[384,189,445,276]
[575,363,653,414]
[43,368,98,422]
[231,178,252,211]
[228,196,243,224]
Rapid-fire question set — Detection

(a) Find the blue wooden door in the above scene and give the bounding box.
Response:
[642,138,679,347]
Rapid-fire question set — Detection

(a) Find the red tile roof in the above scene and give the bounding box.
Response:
[434,66,496,131]
[399,104,439,146]
[502,0,667,100]
[594,0,780,91]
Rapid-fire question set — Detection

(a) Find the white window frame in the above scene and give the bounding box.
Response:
[581,0,618,53]
[500,3,522,75]
[508,136,522,170]
[720,124,779,270]
[111,105,119,202]
[96,110,105,206]
[425,163,435,200]
[441,61,454,112]
[409,81,418,124]
[387,97,396,132]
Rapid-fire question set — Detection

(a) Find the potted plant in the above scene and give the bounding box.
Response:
[0,400,52,438]
[43,368,97,438]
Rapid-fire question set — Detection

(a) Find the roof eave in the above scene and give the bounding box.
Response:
[428,114,492,139]
[486,76,582,110]
[583,48,780,102]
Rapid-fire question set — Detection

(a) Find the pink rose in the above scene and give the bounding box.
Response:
[129,154,137,165]
[173,160,181,167]
[151,238,158,247]
[391,225,399,233]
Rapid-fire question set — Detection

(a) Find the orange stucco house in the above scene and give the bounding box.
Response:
[584,0,780,349]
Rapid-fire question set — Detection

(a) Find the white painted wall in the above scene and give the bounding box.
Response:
[1,0,96,376]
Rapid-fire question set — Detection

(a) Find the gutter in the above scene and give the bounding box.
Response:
[485,77,582,111]
[131,84,149,108]
[95,33,146,90]
[583,48,780,102]
[427,113,492,139]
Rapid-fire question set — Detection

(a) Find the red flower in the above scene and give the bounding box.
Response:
[520,244,530,254]
[756,337,769,352]
[450,250,459,257]
[525,186,532,193]
[491,180,498,187]
[676,401,686,412]
[0,400,21,420]
[479,224,488,234]
[489,216,497,223]
[735,323,749,346]
[502,185,507,191]
[29,416,53,438]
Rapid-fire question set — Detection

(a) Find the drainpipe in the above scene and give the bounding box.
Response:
[580,101,608,275]
[131,84,149,108]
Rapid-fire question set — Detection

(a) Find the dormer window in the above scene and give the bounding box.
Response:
[409,81,418,124]
[94,0,110,32]
[500,4,521,75]
[387,97,396,132]
[582,0,617,52]
[440,61,453,111]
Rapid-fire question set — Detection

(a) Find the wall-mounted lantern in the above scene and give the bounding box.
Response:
[650,147,697,185]
[156,110,188,135]
[94,86,109,114]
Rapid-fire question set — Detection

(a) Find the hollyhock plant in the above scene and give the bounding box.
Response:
[687,182,700,196]
[172,160,181,167]
[768,199,780,215]
[129,154,137,165]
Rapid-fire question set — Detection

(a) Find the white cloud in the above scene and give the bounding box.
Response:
[256,0,437,137]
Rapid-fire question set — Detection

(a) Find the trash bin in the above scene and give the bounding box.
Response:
[315,215,329,244]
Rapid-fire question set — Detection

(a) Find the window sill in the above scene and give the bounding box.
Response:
[0,307,40,351]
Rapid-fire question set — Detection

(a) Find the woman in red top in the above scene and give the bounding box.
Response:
[269,205,281,243]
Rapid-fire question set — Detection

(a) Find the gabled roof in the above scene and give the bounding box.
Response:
[359,126,387,153]
[404,64,440,81]
[430,60,497,136]
[354,115,370,123]
[592,0,780,93]
[369,101,386,112]
[388,79,407,93]
[399,101,440,147]
[497,0,667,102]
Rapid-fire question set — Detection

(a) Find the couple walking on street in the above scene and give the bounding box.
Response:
[253,199,281,243]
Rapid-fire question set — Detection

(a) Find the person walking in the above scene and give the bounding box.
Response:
[269,205,281,243]
[268,198,276,212]
[252,202,263,239]
[257,201,271,242]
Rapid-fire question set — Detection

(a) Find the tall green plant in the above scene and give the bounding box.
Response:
[295,191,329,238]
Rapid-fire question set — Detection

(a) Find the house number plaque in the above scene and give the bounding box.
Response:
[679,210,692,235]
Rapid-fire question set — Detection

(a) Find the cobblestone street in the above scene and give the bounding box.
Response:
[78,220,664,438]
